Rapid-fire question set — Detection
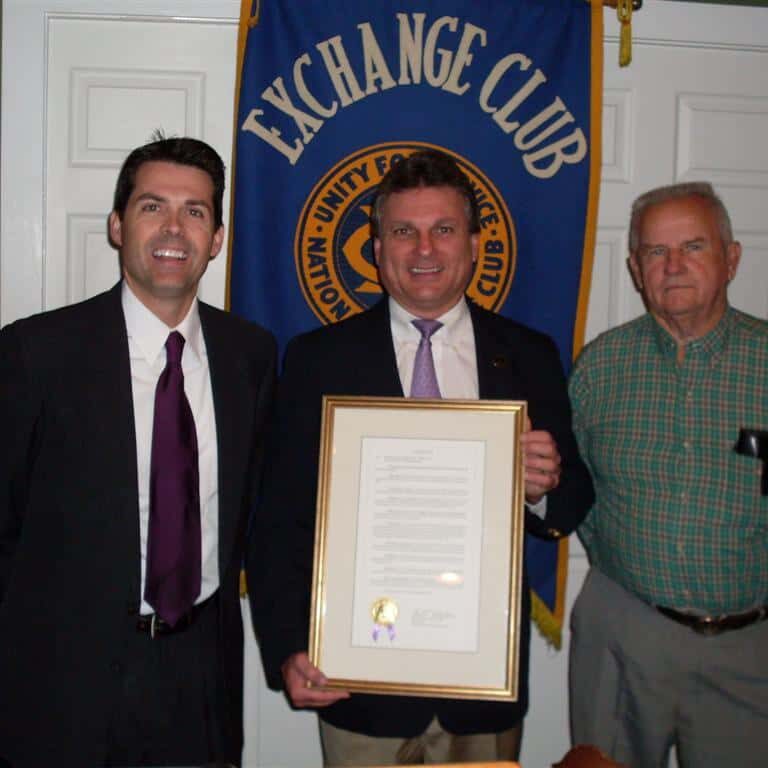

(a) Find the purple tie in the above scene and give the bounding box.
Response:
[410,319,443,398]
[144,331,201,626]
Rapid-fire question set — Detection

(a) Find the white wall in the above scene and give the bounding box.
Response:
[2,2,768,766]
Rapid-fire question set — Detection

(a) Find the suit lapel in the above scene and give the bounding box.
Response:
[352,299,404,397]
[199,304,250,576]
[85,283,142,598]
[470,301,525,400]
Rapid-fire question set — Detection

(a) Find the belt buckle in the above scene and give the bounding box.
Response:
[693,616,721,637]
[150,613,159,639]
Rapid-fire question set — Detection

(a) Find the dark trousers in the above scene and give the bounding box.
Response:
[105,594,229,767]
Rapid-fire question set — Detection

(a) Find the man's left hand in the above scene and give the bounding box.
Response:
[521,417,561,504]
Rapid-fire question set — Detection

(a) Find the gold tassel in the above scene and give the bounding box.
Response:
[617,0,633,67]
[240,569,248,598]
[531,590,563,650]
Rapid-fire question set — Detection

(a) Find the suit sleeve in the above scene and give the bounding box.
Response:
[246,336,324,690]
[523,334,594,539]
[0,323,41,602]
[244,332,278,521]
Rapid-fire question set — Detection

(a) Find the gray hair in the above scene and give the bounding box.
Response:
[629,181,733,253]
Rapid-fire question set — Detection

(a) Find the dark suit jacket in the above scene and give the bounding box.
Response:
[248,298,592,737]
[0,283,276,766]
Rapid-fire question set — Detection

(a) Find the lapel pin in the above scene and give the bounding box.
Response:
[492,354,507,369]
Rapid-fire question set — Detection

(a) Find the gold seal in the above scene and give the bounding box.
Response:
[371,597,399,627]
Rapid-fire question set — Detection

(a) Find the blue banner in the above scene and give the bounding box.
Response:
[230,0,602,646]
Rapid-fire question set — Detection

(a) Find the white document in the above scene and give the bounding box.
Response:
[351,436,485,652]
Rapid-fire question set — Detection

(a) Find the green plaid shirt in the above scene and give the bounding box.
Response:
[569,307,768,614]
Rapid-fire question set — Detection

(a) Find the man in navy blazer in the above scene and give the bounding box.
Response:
[248,150,593,765]
[0,136,275,766]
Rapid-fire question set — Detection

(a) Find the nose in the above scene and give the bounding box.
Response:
[664,247,685,273]
[162,208,182,236]
[416,229,433,256]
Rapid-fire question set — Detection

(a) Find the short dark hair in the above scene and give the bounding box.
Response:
[112,132,226,228]
[370,149,481,237]
[629,181,733,253]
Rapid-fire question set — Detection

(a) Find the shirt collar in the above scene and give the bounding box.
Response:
[650,305,732,362]
[388,295,470,343]
[121,281,204,367]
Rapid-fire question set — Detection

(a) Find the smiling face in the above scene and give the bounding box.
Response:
[108,160,224,327]
[373,186,478,319]
[629,194,741,342]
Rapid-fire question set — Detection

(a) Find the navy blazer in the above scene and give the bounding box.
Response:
[0,283,276,765]
[248,298,592,737]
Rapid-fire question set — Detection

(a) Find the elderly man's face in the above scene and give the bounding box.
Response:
[373,186,478,319]
[629,195,740,341]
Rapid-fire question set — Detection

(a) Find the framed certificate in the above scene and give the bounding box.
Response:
[309,395,526,701]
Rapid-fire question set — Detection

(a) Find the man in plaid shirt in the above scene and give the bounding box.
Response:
[568,182,768,768]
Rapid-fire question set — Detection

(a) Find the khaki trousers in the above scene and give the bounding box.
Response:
[570,567,768,768]
[320,716,522,766]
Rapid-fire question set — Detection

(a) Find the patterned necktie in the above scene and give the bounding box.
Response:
[410,318,443,398]
[144,331,201,626]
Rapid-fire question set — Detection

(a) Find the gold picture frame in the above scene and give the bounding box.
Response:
[309,395,526,701]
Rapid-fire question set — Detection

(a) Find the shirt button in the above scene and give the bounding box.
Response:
[683,440,691,450]
[680,491,688,501]
[682,589,691,600]
[677,543,685,555]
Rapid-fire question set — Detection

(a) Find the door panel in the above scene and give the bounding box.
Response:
[44,15,236,311]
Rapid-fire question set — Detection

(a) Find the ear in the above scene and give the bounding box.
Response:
[373,237,382,267]
[108,211,123,248]
[470,233,479,264]
[726,240,741,282]
[209,225,225,260]
[628,252,643,292]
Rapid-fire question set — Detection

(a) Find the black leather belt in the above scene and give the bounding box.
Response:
[656,604,768,636]
[137,594,214,638]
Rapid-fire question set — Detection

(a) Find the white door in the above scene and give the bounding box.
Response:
[1,0,240,325]
[3,2,768,766]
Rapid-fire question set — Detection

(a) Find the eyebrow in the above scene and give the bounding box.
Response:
[387,216,461,226]
[133,192,213,212]
[640,236,707,250]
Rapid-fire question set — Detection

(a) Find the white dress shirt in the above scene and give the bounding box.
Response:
[389,296,478,398]
[122,283,219,615]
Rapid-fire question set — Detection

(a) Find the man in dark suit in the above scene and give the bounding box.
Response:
[248,150,593,765]
[0,135,276,767]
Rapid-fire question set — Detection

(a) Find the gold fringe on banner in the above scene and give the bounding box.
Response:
[532,587,563,650]
[226,0,261,311]
[545,0,603,650]
[532,537,573,648]
[573,0,604,361]
[235,0,261,136]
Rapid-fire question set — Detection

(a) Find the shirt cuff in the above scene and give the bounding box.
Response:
[527,495,547,519]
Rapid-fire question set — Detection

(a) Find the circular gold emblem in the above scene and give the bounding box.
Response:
[295,142,516,325]
[371,597,399,627]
